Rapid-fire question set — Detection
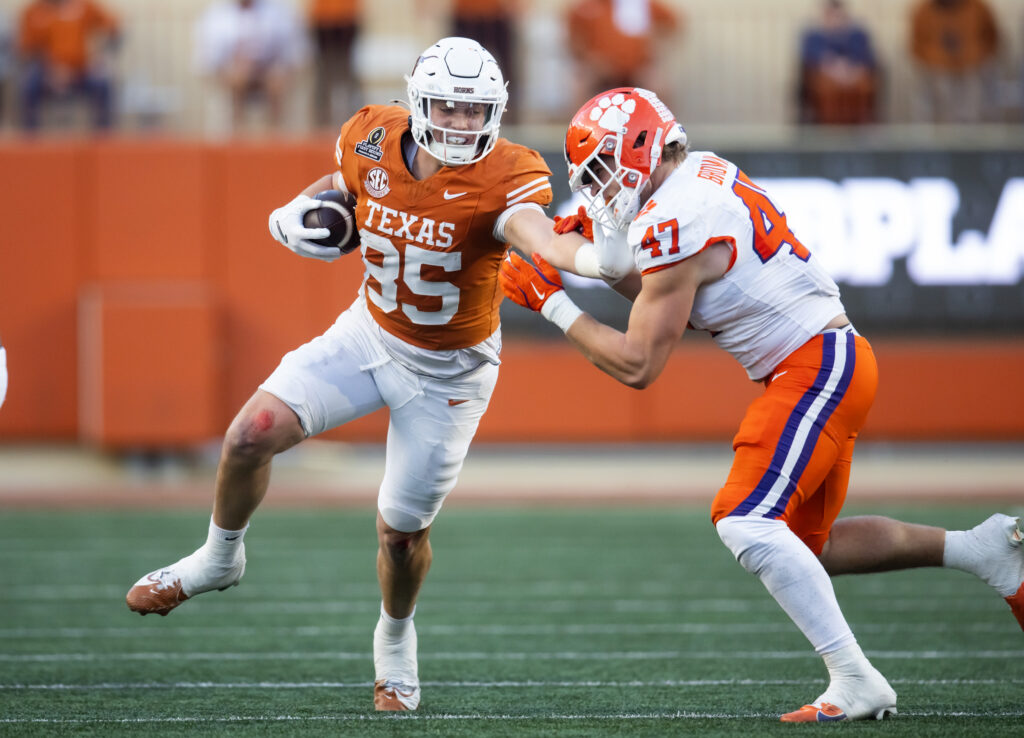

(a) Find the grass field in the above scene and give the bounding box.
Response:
[1,503,1022,736]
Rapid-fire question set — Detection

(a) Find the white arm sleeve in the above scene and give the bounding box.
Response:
[492,202,545,242]
[594,224,635,284]
[572,241,602,279]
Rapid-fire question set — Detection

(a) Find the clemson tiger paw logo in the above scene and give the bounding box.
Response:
[590,93,636,131]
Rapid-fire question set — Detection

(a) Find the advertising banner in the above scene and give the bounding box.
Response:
[502,148,1024,337]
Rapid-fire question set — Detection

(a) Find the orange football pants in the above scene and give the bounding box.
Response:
[710,328,877,555]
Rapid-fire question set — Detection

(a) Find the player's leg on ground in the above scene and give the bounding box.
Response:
[371,362,498,711]
[126,391,305,615]
[716,516,897,722]
[373,515,429,711]
[713,331,894,721]
[377,515,432,619]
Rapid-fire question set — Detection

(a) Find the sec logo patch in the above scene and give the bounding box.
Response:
[365,167,390,198]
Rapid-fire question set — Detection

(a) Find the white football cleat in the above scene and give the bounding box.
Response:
[780,667,897,722]
[125,546,246,616]
[373,618,420,711]
[964,514,1024,630]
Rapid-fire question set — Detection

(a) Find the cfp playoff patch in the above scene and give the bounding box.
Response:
[354,127,386,161]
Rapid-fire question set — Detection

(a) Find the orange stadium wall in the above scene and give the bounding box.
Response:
[0,139,1022,448]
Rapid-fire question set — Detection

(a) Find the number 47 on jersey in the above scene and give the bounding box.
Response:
[640,171,811,264]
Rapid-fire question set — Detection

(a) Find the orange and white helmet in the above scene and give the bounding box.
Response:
[565,88,687,230]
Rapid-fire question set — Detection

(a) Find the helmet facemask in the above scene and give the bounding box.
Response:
[564,88,686,231]
[411,94,504,165]
[568,131,655,232]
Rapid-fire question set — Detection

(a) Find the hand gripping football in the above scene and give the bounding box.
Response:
[303,190,360,255]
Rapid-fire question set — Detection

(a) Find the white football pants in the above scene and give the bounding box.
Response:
[260,301,498,532]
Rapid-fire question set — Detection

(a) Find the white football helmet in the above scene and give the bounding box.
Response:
[406,37,508,166]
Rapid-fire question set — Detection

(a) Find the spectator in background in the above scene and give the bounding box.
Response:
[910,0,1000,123]
[195,0,309,134]
[798,0,879,125]
[566,0,681,111]
[309,0,361,129]
[16,0,119,132]
[451,0,519,121]
[0,11,12,126]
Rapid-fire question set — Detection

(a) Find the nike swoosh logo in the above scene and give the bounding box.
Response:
[225,535,240,541]
[530,283,545,300]
[771,370,788,383]
[443,190,467,200]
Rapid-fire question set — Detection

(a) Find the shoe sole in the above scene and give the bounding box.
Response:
[373,680,420,711]
[780,704,897,722]
[125,579,239,617]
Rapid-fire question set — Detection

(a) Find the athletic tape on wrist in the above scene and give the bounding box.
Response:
[540,290,584,333]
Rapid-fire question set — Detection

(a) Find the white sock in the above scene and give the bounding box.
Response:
[817,642,896,716]
[944,530,977,571]
[204,517,247,564]
[822,642,874,681]
[717,516,856,654]
[378,603,415,640]
[943,515,1022,596]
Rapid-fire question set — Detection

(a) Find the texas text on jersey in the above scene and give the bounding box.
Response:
[336,105,553,351]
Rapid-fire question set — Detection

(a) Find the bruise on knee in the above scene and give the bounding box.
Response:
[252,409,275,433]
[225,408,280,463]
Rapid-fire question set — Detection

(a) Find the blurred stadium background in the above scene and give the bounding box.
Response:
[1,0,1022,732]
[0,0,1022,454]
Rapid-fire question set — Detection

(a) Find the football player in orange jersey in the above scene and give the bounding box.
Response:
[125,37,591,712]
[501,87,1024,722]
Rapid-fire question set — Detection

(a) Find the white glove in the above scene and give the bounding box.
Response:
[268,194,341,262]
[593,223,634,284]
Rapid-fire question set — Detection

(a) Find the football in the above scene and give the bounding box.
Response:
[303,189,359,254]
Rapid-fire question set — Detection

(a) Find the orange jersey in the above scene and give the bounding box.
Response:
[567,0,679,76]
[17,0,118,72]
[452,0,516,20]
[308,0,360,24]
[335,105,552,350]
[911,0,998,72]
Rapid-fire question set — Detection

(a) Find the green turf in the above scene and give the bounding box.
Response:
[0,503,1022,736]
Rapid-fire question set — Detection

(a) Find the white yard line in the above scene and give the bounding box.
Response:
[0,621,1012,639]
[2,649,1022,662]
[2,677,1021,690]
[3,710,1024,725]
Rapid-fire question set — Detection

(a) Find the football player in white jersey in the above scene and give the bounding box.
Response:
[501,87,1024,722]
